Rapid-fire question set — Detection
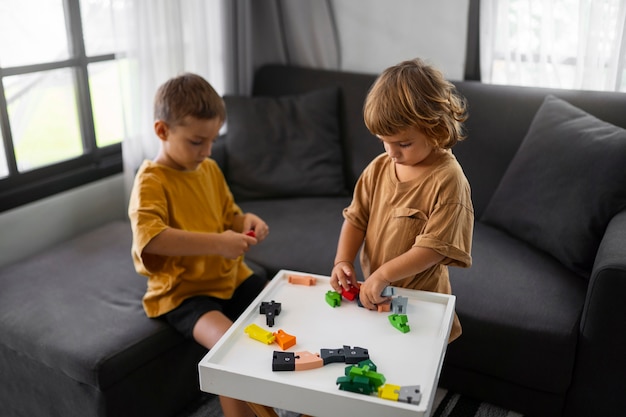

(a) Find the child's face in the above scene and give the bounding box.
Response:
[154,116,222,171]
[378,126,434,167]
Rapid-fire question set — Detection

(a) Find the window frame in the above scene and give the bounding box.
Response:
[0,0,123,213]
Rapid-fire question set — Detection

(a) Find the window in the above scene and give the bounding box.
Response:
[0,0,131,212]
[480,0,626,92]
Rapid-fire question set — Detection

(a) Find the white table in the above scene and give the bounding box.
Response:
[198,270,455,417]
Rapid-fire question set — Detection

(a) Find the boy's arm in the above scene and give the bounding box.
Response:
[331,220,365,292]
[358,246,444,310]
[144,227,256,260]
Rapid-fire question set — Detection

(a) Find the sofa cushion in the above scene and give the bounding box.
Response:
[481,95,626,276]
[0,220,210,417]
[239,197,352,277]
[224,88,346,200]
[0,221,183,388]
[446,222,587,394]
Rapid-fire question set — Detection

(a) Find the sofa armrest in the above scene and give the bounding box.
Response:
[565,209,626,417]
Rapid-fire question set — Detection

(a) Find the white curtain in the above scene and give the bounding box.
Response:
[223,0,340,95]
[119,0,226,197]
[119,0,340,200]
[480,0,626,92]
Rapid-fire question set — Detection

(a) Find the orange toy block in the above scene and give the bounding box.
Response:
[288,274,317,286]
[377,300,392,313]
[294,351,324,370]
[273,329,296,350]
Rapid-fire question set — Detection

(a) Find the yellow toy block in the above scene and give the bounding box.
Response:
[378,383,401,401]
[244,323,275,344]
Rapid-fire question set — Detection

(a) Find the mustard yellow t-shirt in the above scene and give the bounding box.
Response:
[344,151,474,341]
[128,159,253,318]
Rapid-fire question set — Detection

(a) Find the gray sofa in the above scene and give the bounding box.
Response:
[1,64,625,417]
[217,65,626,417]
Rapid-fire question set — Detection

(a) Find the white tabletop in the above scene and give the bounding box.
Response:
[198,270,455,417]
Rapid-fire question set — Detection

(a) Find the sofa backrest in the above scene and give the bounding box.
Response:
[252,64,380,190]
[251,64,626,218]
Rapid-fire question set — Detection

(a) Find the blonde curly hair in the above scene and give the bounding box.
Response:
[363,58,468,149]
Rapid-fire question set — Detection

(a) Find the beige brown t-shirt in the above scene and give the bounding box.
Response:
[128,159,253,318]
[344,151,474,341]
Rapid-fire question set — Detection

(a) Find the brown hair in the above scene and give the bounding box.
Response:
[153,73,225,126]
[363,58,468,148]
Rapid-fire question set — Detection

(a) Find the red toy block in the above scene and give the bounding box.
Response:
[273,329,296,350]
[245,230,256,237]
[341,284,360,301]
[288,274,317,286]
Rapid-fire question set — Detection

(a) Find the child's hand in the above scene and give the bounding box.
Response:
[218,230,257,259]
[331,261,354,292]
[358,273,391,310]
[242,213,269,242]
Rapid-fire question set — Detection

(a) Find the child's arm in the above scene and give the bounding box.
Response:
[331,220,365,292]
[358,247,445,310]
[143,228,257,259]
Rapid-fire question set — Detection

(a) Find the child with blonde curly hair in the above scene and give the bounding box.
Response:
[330,58,474,342]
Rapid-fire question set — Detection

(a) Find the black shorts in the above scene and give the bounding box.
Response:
[162,273,267,339]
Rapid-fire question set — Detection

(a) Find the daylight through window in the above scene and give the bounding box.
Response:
[0,0,131,211]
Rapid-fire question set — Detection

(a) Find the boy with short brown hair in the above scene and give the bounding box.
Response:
[129,72,268,417]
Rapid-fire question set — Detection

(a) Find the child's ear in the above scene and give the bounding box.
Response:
[154,120,169,141]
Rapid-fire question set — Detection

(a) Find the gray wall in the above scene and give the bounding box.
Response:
[0,174,126,268]
[334,0,469,80]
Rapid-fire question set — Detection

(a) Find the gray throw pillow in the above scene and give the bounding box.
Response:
[223,87,346,200]
[481,95,626,277]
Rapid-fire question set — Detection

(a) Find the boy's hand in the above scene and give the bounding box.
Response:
[242,213,269,242]
[358,273,391,310]
[331,261,354,292]
[218,230,257,259]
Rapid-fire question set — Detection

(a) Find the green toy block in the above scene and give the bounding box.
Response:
[389,313,410,333]
[325,290,341,307]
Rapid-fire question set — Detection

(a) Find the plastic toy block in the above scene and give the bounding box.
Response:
[391,296,408,314]
[341,285,360,301]
[273,329,296,350]
[398,385,422,405]
[355,359,377,372]
[377,300,392,312]
[320,347,345,365]
[388,314,410,333]
[294,351,324,370]
[245,230,256,237]
[336,376,360,393]
[348,363,385,388]
[244,323,275,344]
[338,360,383,395]
[272,351,295,371]
[260,301,281,327]
[325,291,341,307]
[378,383,401,401]
[288,274,317,285]
[380,286,396,297]
[336,375,375,395]
[343,345,369,364]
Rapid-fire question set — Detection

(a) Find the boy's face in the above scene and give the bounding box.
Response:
[378,126,434,167]
[154,116,222,171]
